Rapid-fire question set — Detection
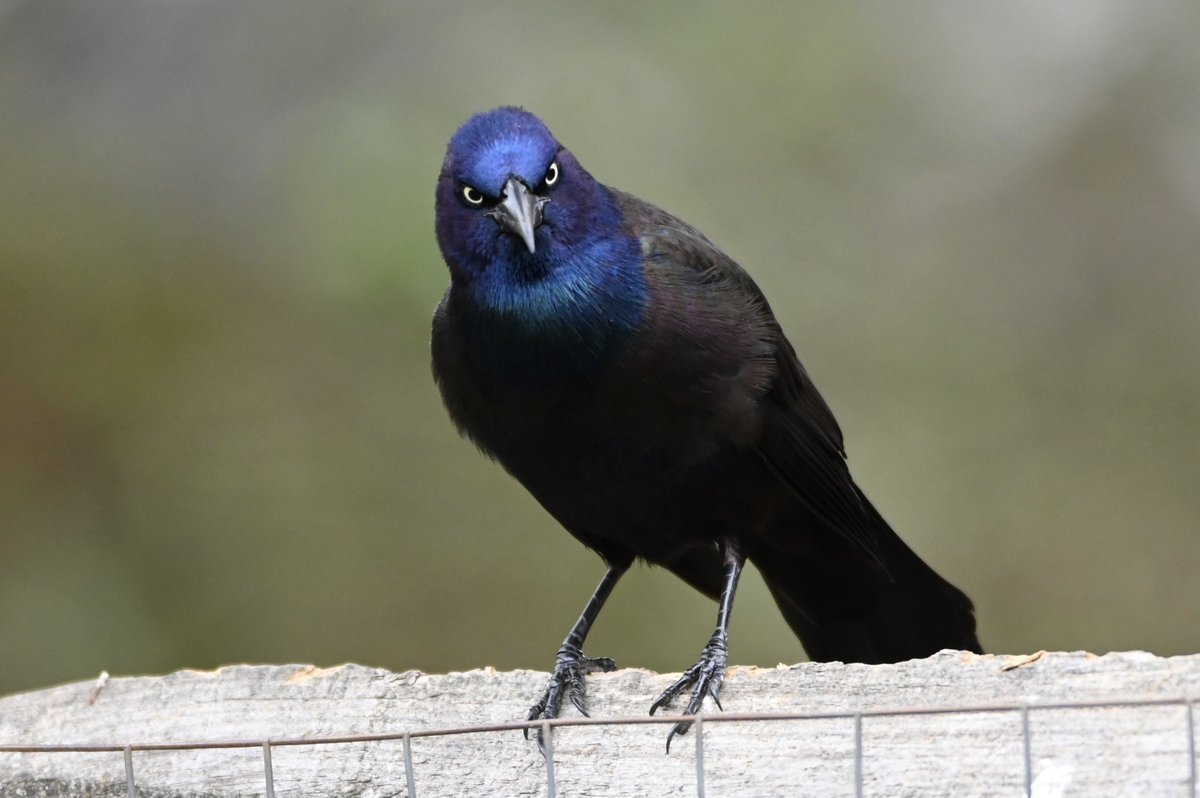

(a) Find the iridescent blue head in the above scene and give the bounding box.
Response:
[434,107,646,383]
[435,107,625,285]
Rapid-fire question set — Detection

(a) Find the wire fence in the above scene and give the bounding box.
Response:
[1,694,1195,798]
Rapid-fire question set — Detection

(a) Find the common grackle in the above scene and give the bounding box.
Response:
[432,107,981,750]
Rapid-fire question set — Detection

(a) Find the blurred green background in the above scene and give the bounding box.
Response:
[1,2,1198,698]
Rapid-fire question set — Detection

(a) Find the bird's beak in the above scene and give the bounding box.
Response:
[489,177,545,254]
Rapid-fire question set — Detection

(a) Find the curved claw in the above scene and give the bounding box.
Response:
[649,672,693,715]
[523,699,546,741]
[650,636,729,753]
[586,656,618,673]
[665,721,687,753]
[525,646,617,752]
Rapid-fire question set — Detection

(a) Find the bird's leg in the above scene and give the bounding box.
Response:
[650,540,745,752]
[526,563,626,749]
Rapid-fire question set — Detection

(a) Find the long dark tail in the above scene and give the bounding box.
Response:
[752,494,981,664]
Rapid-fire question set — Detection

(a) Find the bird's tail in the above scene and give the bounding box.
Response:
[753,494,981,664]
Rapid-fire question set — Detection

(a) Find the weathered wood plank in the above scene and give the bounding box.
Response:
[1,651,1197,796]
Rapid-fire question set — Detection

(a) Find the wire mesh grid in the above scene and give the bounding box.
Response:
[1,695,1195,797]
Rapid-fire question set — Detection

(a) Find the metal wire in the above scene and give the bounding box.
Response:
[1,694,1194,794]
[1021,704,1032,798]
[123,745,136,798]
[402,732,417,798]
[542,720,556,798]
[1188,700,1196,798]
[262,740,275,798]
[2,694,1190,754]
[854,712,863,798]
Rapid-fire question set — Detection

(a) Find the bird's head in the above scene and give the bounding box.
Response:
[435,107,613,283]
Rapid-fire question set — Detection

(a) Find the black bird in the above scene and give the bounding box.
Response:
[432,107,981,748]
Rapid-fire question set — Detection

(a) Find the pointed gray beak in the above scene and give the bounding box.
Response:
[489,177,546,253]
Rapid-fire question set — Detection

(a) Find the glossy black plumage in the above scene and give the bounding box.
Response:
[432,108,981,747]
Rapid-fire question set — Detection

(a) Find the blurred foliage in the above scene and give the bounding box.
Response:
[1,1,1198,697]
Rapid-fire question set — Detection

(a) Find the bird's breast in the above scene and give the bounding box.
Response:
[453,250,647,389]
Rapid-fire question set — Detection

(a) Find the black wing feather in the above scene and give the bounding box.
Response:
[613,188,884,566]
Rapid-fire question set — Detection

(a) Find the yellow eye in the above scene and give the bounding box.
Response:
[543,162,559,188]
[462,185,484,205]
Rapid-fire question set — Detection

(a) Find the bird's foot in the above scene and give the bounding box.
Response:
[649,635,728,752]
[525,644,617,751]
